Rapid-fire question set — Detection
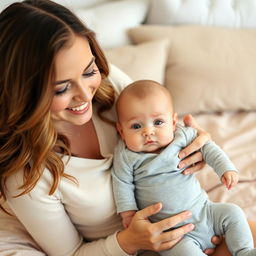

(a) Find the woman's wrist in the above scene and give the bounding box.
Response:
[116,229,137,255]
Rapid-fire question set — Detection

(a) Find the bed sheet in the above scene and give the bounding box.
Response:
[193,111,256,220]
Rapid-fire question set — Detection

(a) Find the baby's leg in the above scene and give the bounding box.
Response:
[159,237,207,256]
[210,202,256,256]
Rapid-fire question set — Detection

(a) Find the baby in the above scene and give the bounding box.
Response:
[112,80,255,256]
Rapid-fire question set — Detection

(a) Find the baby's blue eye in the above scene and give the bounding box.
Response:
[154,119,163,126]
[131,123,141,129]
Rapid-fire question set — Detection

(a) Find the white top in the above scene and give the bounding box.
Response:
[3,65,133,256]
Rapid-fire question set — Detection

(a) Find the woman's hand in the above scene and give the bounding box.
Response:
[179,114,211,175]
[120,210,137,228]
[117,203,194,254]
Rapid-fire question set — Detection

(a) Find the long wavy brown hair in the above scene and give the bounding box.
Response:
[0,0,115,209]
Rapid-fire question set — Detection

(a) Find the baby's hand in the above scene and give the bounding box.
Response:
[120,210,137,228]
[221,171,239,190]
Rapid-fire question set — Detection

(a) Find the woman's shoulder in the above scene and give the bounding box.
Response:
[108,64,133,94]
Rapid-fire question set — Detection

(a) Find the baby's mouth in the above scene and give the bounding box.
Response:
[144,140,155,145]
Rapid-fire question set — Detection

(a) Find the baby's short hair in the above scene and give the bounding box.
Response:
[116,79,173,114]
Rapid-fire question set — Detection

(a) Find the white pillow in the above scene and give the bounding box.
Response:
[54,0,110,9]
[0,0,22,11]
[0,0,111,12]
[75,0,148,49]
[104,39,169,83]
[146,0,256,28]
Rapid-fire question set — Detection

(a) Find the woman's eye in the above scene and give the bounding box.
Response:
[54,83,71,96]
[131,123,141,130]
[154,119,164,126]
[82,69,98,77]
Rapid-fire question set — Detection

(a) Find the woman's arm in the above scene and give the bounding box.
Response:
[5,170,127,256]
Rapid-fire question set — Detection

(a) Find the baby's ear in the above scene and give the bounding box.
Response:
[116,122,124,140]
[173,113,178,130]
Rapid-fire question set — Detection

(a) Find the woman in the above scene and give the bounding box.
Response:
[0,1,254,255]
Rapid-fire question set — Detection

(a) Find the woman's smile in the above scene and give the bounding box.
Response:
[66,102,89,114]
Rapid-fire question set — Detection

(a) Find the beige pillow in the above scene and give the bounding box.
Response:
[104,39,169,83]
[129,25,256,115]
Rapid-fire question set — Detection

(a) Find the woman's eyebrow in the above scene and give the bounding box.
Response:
[54,79,70,85]
[54,56,96,85]
[83,56,95,72]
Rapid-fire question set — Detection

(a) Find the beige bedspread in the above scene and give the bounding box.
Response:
[194,111,256,220]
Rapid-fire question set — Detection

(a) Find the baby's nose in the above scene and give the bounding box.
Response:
[142,127,155,136]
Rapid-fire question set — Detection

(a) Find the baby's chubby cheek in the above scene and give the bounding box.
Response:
[125,139,141,152]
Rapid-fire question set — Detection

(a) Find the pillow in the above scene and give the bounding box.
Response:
[0,0,111,13]
[104,39,169,83]
[129,25,256,115]
[0,0,22,11]
[145,0,256,28]
[54,0,110,9]
[74,0,148,49]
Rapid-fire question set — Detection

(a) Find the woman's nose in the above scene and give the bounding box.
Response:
[74,80,93,101]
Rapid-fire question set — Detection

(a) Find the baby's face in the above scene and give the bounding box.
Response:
[117,91,177,153]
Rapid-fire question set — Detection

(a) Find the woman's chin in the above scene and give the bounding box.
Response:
[70,112,93,126]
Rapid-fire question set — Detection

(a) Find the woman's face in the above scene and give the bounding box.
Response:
[51,36,101,126]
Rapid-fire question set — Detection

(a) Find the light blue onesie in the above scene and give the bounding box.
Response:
[112,125,256,256]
